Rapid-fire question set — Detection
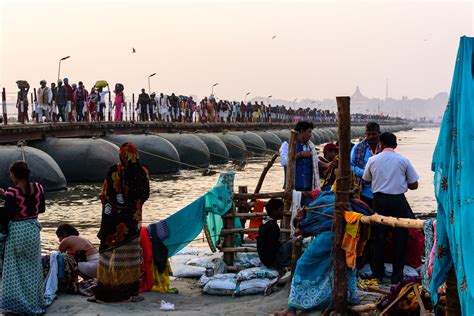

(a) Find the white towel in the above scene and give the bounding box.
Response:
[44,251,59,306]
[290,190,302,237]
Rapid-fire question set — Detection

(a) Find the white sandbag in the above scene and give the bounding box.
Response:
[234,252,262,268]
[234,278,278,296]
[186,256,216,267]
[172,264,206,278]
[197,273,237,287]
[176,247,212,256]
[203,278,237,296]
[236,267,279,281]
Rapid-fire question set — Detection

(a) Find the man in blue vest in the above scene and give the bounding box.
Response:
[279,121,320,191]
[350,122,381,207]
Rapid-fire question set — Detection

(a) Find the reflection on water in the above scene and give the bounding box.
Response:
[40,128,439,253]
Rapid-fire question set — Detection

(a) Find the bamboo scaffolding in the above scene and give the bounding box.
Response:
[220,228,291,235]
[254,153,279,194]
[221,247,258,253]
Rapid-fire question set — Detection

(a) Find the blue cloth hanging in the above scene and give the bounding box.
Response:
[431,36,474,314]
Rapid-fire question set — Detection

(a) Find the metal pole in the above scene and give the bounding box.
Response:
[2,88,7,125]
[333,96,351,314]
[148,77,151,95]
[132,93,135,122]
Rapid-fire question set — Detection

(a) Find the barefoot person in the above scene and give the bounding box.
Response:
[90,142,150,303]
[56,224,99,279]
[0,161,46,315]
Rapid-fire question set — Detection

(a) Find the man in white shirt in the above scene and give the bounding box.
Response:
[37,80,52,123]
[362,132,419,284]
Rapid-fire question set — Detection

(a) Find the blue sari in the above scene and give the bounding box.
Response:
[431,36,474,314]
[288,191,372,311]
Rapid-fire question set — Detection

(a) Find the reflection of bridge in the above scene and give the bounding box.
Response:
[0,121,408,144]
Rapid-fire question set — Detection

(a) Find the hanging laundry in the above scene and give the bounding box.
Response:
[139,226,155,292]
[342,211,370,269]
[421,218,435,293]
[248,199,265,240]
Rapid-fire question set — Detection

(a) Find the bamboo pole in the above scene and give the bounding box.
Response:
[254,153,279,194]
[283,130,297,240]
[221,247,258,253]
[333,96,351,314]
[234,191,287,200]
[2,88,7,125]
[360,214,424,229]
[220,228,291,235]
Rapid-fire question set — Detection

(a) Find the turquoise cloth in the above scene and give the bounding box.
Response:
[431,36,474,314]
[288,231,358,311]
[163,172,235,257]
[0,219,45,314]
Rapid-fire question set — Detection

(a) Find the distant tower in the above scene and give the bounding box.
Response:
[385,78,389,100]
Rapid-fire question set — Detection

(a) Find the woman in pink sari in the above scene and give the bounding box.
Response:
[114,91,124,121]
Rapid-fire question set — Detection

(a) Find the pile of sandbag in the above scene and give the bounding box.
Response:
[199,267,279,296]
[170,248,225,279]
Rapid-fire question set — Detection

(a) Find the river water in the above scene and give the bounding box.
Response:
[40,127,440,252]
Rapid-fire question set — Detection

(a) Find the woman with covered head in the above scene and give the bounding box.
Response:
[90,142,150,303]
[0,161,46,314]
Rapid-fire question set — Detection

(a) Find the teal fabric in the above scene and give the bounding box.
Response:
[205,172,242,248]
[163,172,235,256]
[431,36,474,314]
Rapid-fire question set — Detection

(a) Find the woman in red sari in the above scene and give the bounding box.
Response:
[90,143,149,303]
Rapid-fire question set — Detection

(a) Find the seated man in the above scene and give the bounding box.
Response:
[56,224,99,279]
[257,198,292,270]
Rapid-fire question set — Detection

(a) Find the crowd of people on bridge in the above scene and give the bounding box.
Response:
[11,79,398,124]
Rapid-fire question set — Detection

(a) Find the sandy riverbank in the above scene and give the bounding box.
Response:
[44,278,292,316]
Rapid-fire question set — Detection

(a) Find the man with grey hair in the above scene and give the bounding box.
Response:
[37,80,52,123]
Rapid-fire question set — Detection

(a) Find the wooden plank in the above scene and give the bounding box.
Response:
[221,247,258,253]
[233,191,287,200]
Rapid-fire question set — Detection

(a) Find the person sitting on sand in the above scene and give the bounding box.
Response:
[56,223,99,279]
[257,198,292,270]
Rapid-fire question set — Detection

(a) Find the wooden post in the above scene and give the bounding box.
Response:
[283,130,297,240]
[223,209,235,266]
[132,93,135,122]
[333,96,351,314]
[2,88,7,125]
[30,92,34,122]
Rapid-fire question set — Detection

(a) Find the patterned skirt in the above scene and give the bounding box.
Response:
[95,236,141,302]
[0,219,45,314]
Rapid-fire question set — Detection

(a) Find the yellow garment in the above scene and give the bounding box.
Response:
[344,211,364,238]
[397,284,423,311]
[150,258,177,293]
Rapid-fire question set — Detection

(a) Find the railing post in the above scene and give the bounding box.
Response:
[132,93,135,122]
[333,96,351,314]
[2,88,7,125]
[30,92,34,123]
[108,89,112,121]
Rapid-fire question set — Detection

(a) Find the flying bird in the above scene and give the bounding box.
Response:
[272,35,277,40]
[132,47,136,53]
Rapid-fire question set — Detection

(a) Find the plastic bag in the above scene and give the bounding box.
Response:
[203,278,237,296]
[236,267,279,281]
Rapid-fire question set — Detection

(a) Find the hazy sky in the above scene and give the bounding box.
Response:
[1,0,473,101]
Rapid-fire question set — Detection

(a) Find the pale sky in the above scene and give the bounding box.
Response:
[1,0,473,101]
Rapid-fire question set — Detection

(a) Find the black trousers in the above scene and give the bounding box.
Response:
[371,192,414,284]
